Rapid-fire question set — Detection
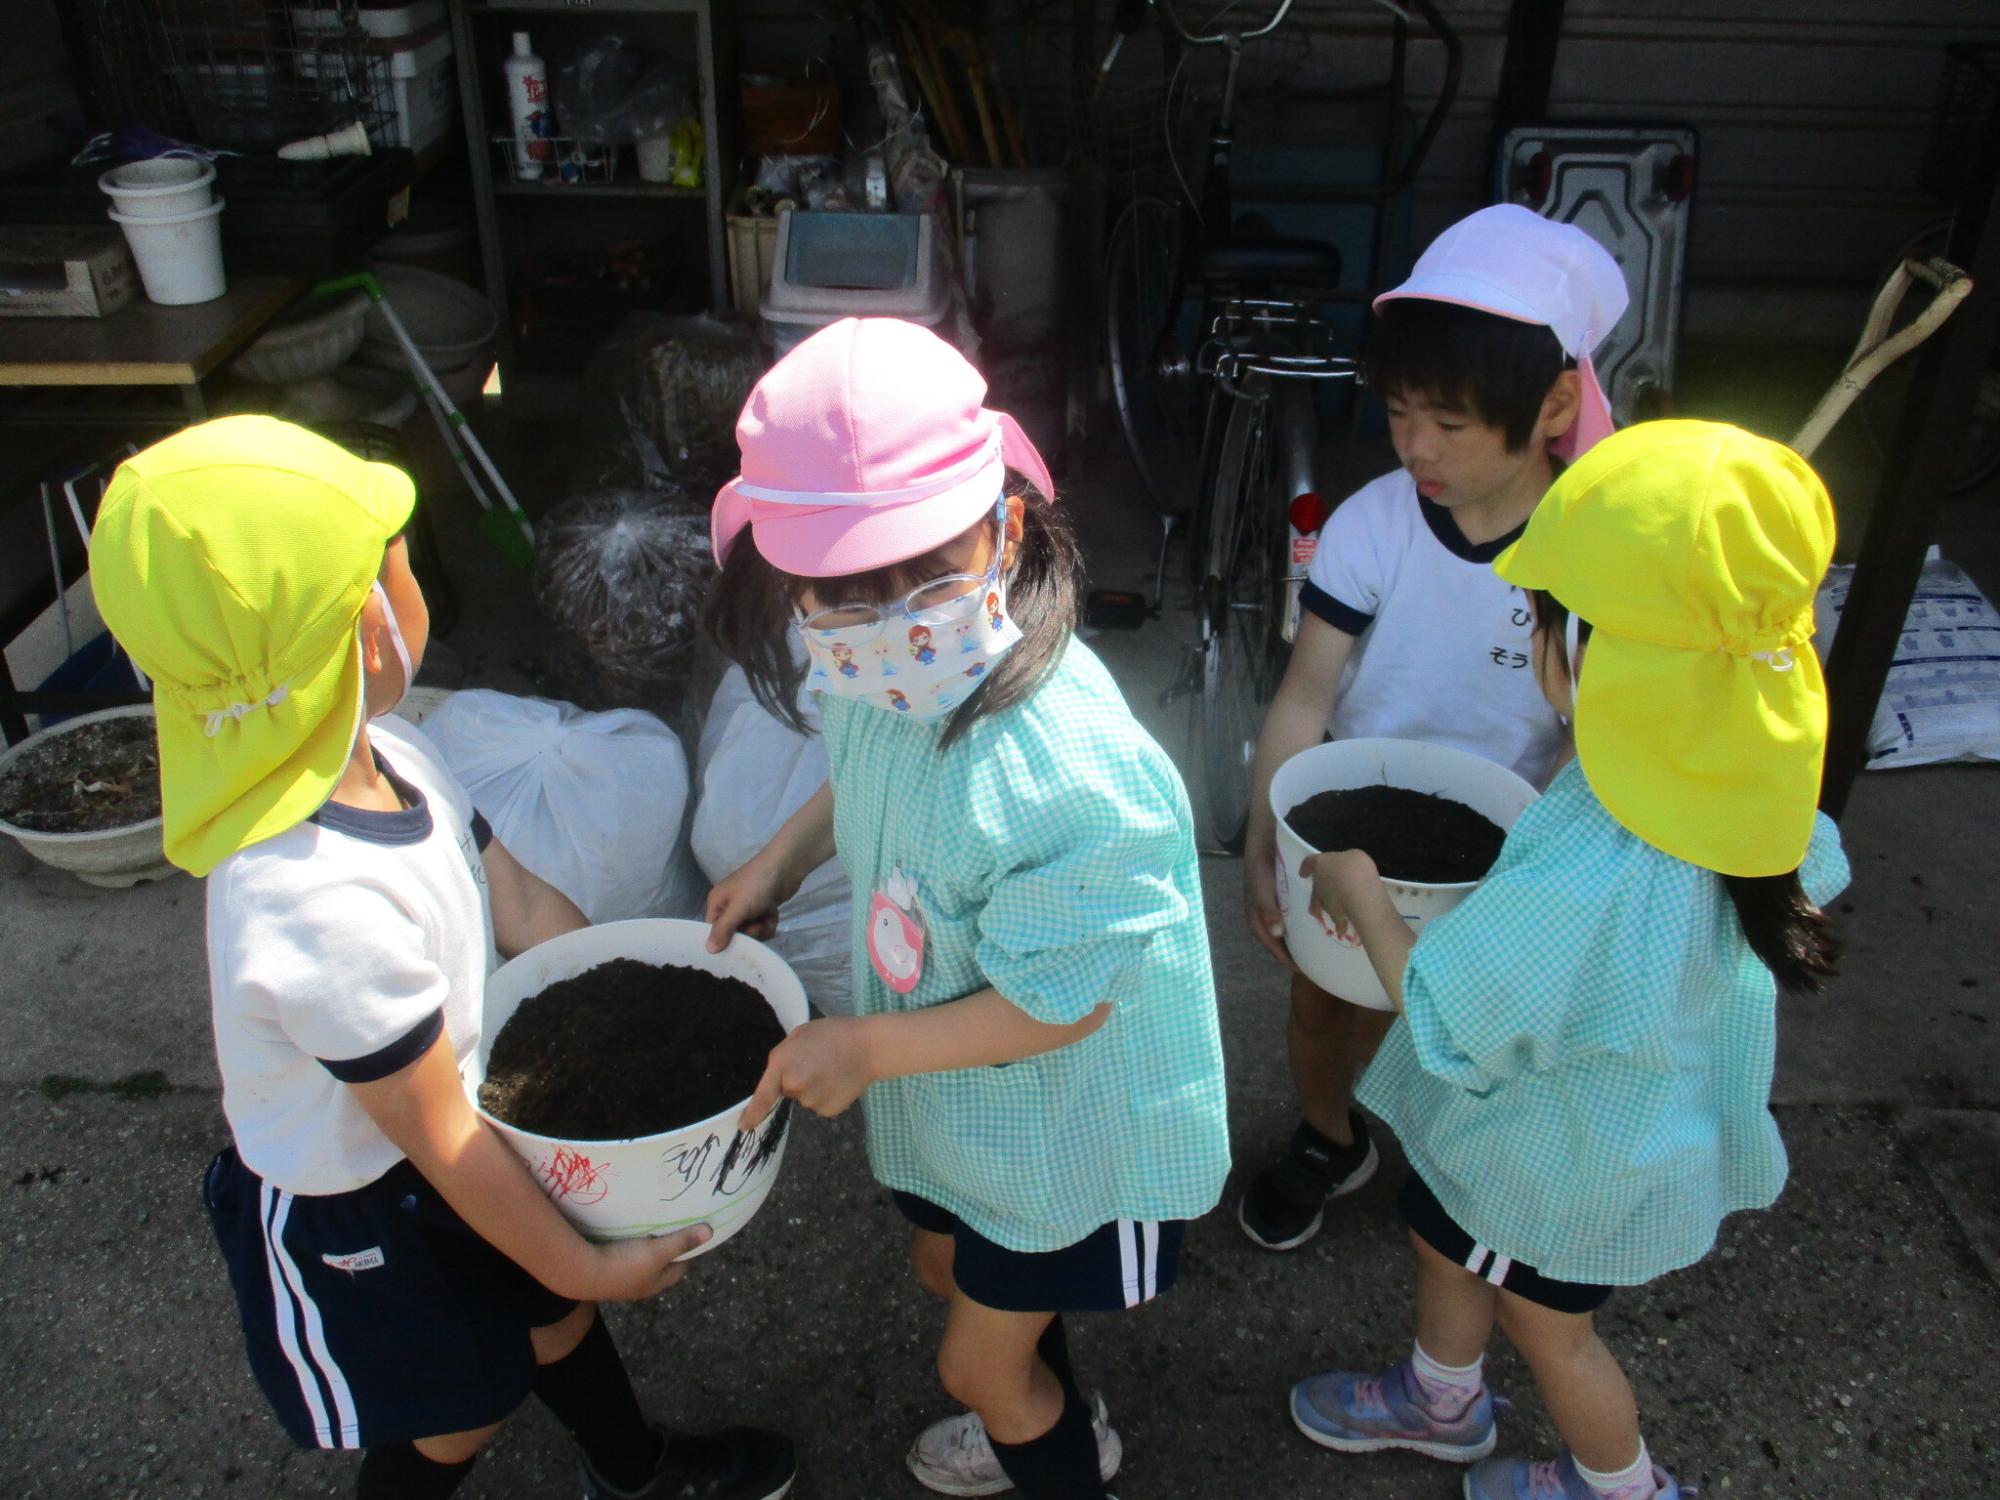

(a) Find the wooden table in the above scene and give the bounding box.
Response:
[0,275,305,423]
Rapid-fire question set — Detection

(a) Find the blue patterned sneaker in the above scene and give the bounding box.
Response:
[1289,1360,1498,1462]
[1462,1450,1686,1500]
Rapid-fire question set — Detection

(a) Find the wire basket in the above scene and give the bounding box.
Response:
[492,135,621,186]
[1922,43,2000,205]
[80,0,395,153]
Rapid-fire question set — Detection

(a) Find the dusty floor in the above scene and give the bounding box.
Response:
[1,341,1997,1498]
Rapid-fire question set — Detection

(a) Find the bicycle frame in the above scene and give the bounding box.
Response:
[1199,298,1358,642]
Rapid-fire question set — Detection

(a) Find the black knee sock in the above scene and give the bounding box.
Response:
[355,1441,476,1500]
[988,1384,1106,1500]
[532,1312,661,1492]
[1036,1315,1076,1393]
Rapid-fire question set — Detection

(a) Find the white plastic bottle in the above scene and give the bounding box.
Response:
[503,31,551,181]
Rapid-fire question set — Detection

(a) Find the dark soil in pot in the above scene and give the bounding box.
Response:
[1287,785,1505,884]
[0,716,161,834]
[479,958,784,1140]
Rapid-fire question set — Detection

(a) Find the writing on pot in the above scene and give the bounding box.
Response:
[540,1145,613,1206]
[657,1102,792,1205]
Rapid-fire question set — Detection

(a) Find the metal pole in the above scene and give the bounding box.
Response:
[1820,162,2000,815]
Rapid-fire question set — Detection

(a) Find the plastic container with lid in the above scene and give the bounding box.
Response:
[758,210,948,353]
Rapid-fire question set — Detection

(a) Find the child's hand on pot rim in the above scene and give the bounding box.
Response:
[1298,848,1384,942]
[739,1017,873,1129]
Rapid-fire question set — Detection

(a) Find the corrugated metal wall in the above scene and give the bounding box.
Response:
[740,0,2000,333]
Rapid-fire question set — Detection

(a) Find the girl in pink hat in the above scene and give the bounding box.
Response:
[705,318,1230,1500]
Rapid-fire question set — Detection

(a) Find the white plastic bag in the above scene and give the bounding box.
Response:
[692,663,854,1014]
[420,689,704,923]
[1814,549,2000,769]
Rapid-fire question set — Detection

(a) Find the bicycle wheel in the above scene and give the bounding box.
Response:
[1195,378,1287,852]
[1105,196,1201,518]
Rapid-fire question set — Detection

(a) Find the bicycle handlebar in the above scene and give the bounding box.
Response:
[1154,0,1297,46]
[1117,1,1463,194]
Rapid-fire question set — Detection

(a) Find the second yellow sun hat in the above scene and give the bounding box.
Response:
[89,415,415,877]
[1494,419,1836,878]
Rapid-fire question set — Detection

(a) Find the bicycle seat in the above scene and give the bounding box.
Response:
[1194,234,1342,290]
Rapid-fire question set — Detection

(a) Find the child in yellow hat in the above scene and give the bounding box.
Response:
[1283,421,1849,1500]
[89,416,795,1500]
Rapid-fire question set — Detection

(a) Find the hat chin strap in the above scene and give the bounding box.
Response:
[1566,607,1583,699]
[1551,352,1616,462]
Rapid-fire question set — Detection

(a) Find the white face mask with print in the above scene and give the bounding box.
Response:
[794,500,1023,722]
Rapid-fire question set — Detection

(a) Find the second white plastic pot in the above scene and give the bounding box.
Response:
[1269,738,1539,1010]
[467,919,808,1255]
[108,197,227,305]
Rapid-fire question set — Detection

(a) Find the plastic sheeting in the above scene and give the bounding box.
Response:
[533,489,713,715]
[421,689,705,923]
[692,662,854,1016]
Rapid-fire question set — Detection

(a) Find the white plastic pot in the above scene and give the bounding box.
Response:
[97,156,215,219]
[108,197,227,305]
[0,706,174,889]
[467,918,808,1254]
[1269,738,1539,1010]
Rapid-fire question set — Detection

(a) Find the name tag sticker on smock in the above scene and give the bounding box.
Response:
[868,867,926,994]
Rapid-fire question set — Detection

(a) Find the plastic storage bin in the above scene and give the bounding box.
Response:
[759,211,947,351]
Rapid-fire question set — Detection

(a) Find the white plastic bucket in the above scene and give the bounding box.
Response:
[467,918,808,1255]
[108,197,227,305]
[1269,738,1540,1010]
[97,156,216,219]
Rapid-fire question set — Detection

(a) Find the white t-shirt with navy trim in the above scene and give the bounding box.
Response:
[1302,469,1565,788]
[206,715,498,1196]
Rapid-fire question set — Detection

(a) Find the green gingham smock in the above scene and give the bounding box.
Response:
[1358,760,1850,1286]
[818,638,1230,1253]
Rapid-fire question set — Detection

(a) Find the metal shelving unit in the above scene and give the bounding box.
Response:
[448,0,737,407]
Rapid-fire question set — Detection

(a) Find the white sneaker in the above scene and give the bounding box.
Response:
[905,1391,1123,1496]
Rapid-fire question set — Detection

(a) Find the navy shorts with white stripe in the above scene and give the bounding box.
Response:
[892,1191,1186,1312]
[203,1147,576,1450]
[1399,1172,1613,1314]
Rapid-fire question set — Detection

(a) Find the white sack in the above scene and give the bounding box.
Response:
[692,664,854,1014]
[420,689,704,922]
[1815,548,2000,769]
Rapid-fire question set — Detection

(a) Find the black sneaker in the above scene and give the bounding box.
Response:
[1236,1113,1379,1251]
[583,1422,796,1500]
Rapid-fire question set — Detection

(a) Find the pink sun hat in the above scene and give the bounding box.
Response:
[711,317,1056,578]
[1374,204,1630,460]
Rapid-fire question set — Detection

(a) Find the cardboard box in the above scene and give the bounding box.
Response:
[0,226,138,318]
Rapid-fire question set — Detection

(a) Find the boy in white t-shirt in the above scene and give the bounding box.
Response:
[89,417,794,1500]
[1237,207,1629,1253]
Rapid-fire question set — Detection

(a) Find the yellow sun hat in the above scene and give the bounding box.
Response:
[88,415,416,877]
[1494,419,1836,877]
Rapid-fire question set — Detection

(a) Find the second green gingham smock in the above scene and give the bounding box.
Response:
[819,638,1230,1253]
[1358,759,1849,1286]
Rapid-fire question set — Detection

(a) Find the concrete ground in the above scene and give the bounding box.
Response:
[3,350,1998,1499]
